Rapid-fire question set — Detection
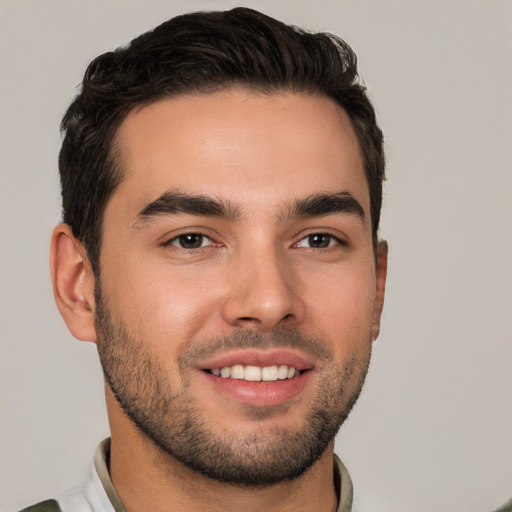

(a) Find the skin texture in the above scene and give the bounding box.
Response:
[51,89,387,512]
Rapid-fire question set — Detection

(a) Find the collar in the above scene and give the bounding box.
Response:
[94,438,353,512]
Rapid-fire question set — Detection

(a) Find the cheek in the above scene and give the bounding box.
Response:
[100,257,223,353]
[304,265,376,351]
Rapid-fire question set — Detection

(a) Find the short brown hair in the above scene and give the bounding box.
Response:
[59,7,385,274]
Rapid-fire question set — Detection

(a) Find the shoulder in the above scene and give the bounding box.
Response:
[492,498,512,512]
[17,500,62,512]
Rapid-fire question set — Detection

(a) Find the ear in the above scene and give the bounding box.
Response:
[50,223,97,342]
[372,240,388,341]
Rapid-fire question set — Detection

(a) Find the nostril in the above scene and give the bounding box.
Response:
[238,317,261,323]
[237,314,294,326]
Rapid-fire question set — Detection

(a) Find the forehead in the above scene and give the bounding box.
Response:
[110,89,368,217]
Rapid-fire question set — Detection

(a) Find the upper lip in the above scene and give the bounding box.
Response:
[197,349,315,372]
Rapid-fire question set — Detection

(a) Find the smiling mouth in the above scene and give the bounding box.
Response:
[206,364,302,382]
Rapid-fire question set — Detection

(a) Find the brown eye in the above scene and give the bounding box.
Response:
[296,233,343,249]
[169,233,211,249]
[307,234,331,248]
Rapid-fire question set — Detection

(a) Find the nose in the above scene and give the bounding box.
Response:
[221,245,306,331]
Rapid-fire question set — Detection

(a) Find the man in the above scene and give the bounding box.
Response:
[22,7,388,512]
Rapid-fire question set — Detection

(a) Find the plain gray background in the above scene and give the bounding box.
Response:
[1,1,511,511]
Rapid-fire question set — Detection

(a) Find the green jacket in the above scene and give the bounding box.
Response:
[18,495,512,511]
[18,501,62,512]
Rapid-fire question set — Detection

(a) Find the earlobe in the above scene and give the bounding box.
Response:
[372,240,388,341]
[50,224,97,342]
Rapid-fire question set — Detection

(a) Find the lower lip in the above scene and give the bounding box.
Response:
[200,370,313,407]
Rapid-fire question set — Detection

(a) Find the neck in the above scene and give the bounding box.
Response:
[106,393,338,512]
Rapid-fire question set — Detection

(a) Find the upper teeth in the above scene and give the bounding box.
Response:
[210,365,297,381]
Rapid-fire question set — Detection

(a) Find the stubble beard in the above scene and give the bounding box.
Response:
[94,287,372,487]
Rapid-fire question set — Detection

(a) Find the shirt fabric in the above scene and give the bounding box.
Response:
[55,438,353,512]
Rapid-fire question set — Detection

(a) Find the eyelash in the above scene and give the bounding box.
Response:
[294,233,346,249]
[162,231,346,251]
[162,232,216,250]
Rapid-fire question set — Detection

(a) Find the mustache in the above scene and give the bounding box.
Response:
[179,327,332,367]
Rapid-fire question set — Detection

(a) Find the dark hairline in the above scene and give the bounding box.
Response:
[91,85,376,276]
[59,8,385,276]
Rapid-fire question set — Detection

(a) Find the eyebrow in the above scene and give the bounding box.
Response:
[287,191,365,222]
[135,190,241,224]
[134,189,365,226]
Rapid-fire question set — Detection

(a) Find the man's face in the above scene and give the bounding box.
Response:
[94,89,386,484]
